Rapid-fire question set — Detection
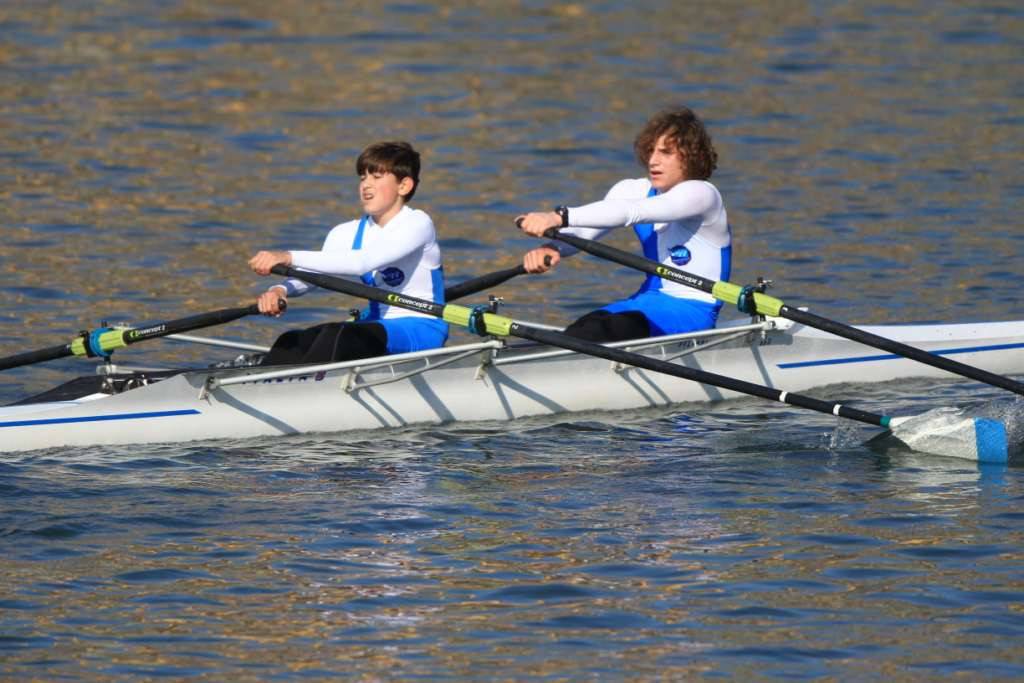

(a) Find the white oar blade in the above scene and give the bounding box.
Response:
[888,409,1008,464]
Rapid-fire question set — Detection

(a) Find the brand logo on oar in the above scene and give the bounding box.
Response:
[380,267,405,287]
[386,294,434,311]
[128,325,166,339]
[669,245,691,265]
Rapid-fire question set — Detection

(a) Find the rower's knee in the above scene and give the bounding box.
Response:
[564,310,649,342]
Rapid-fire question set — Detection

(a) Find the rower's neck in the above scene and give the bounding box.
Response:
[372,203,405,227]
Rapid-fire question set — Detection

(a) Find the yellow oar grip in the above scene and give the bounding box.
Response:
[711,282,784,317]
[69,329,128,358]
[442,304,514,337]
[442,305,472,328]
[753,293,784,317]
[711,281,742,305]
[481,313,514,337]
[70,338,88,357]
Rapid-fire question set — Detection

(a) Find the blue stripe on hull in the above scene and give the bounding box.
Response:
[777,342,1024,370]
[0,409,201,429]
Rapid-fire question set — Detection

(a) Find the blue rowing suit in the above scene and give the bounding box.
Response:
[564,180,731,336]
[351,214,447,354]
[283,206,448,354]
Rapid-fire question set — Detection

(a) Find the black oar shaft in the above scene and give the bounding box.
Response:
[121,305,260,345]
[0,343,75,372]
[444,265,526,301]
[509,322,885,427]
[0,304,260,372]
[271,265,890,430]
[547,229,1024,396]
[778,305,1024,394]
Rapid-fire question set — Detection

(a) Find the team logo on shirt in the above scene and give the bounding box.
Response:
[669,245,692,265]
[380,267,405,287]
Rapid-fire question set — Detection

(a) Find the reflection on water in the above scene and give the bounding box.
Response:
[4,386,1024,678]
[2,407,1024,678]
[2,0,1023,679]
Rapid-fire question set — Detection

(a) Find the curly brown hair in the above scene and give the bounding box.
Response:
[633,107,717,180]
[356,141,422,200]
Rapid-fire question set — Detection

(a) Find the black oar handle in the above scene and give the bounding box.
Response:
[544,229,1024,397]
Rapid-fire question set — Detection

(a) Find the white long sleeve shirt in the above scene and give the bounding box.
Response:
[555,178,731,304]
[278,206,444,319]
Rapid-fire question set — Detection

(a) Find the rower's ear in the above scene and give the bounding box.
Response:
[398,175,415,199]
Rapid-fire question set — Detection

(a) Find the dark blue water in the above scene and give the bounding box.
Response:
[2,1,1023,679]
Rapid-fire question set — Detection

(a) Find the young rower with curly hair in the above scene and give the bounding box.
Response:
[517,106,730,342]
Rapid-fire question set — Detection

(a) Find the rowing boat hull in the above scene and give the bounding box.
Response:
[2,318,1023,453]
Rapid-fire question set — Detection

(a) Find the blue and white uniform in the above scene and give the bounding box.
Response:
[554,177,731,335]
[276,205,447,353]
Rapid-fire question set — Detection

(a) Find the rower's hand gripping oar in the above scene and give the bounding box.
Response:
[443,258,552,302]
[541,228,1024,398]
[0,303,277,372]
[271,264,1009,464]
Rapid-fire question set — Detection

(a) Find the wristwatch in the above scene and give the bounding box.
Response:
[554,205,569,227]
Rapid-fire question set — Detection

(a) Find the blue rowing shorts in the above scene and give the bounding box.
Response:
[602,290,719,336]
[378,317,449,354]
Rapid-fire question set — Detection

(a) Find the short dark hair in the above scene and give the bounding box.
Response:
[634,107,718,180]
[356,141,422,200]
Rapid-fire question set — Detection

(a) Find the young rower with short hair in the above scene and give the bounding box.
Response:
[248,140,447,366]
[517,106,730,342]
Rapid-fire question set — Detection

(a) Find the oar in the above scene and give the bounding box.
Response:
[0,304,264,372]
[0,263,527,374]
[271,264,1009,464]
[0,261,525,373]
[444,264,527,301]
[541,228,1024,397]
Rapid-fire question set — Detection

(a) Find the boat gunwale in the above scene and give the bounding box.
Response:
[206,321,775,389]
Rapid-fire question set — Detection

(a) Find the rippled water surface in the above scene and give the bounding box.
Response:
[2,1,1023,679]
